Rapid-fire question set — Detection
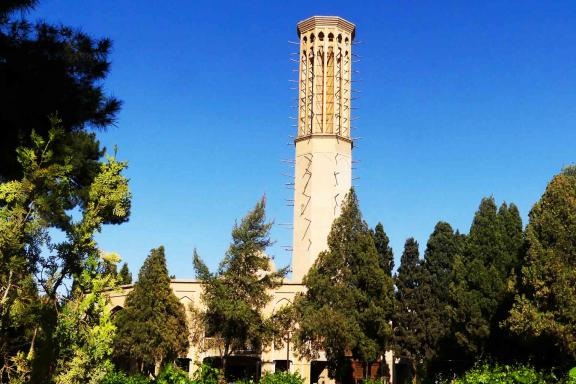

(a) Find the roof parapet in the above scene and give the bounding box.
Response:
[297,16,356,40]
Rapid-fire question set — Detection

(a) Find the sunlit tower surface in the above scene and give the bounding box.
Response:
[291,16,356,282]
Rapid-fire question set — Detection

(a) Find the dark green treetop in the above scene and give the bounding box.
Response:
[0,0,121,182]
[393,238,431,381]
[420,222,464,376]
[423,222,463,303]
[506,166,576,368]
[114,246,189,374]
[371,222,394,276]
[193,197,288,370]
[293,189,395,381]
[448,197,522,365]
[394,235,466,382]
[495,202,523,275]
[396,239,420,293]
[117,262,132,285]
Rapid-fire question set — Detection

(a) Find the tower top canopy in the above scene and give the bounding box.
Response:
[297,16,356,39]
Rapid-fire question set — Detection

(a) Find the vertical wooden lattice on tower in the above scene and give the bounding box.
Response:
[291,16,355,282]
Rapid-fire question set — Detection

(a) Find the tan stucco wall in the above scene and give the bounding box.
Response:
[291,136,352,283]
[109,280,394,383]
[109,281,319,381]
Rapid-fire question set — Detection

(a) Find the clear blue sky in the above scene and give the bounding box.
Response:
[31,0,576,278]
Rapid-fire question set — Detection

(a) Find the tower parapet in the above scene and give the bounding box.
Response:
[291,16,355,282]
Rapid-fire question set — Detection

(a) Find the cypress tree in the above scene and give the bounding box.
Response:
[496,202,523,273]
[371,223,394,276]
[294,189,395,382]
[193,197,288,378]
[113,246,189,375]
[507,166,576,369]
[421,222,464,376]
[118,262,132,285]
[394,238,429,383]
[423,222,462,312]
[448,197,521,368]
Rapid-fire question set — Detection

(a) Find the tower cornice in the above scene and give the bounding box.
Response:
[297,16,356,39]
[294,133,353,146]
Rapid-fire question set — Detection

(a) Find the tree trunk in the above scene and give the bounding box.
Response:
[154,359,161,377]
[286,333,290,372]
[0,270,13,312]
[411,360,417,384]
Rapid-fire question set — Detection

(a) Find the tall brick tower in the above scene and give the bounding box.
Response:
[291,16,356,282]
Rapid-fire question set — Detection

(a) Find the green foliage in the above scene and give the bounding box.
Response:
[506,167,576,367]
[190,363,221,384]
[193,197,288,365]
[259,371,304,384]
[114,246,189,374]
[53,255,119,384]
[566,367,576,384]
[371,223,394,276]
[118,262,133,285]
[393,238,429,379]
[269,304,297,352]
[293,189,395,381]
[0,0,121,182]
[448,197,522,364]
[423,222,464,300]
[0,118,131,381]
[100,364,223,384]
[420,222,465,373]
[101,371,151,384]
[446,363,551,384]
[231,379,254,384]
[155,364,192,384]
[360,378,387,384]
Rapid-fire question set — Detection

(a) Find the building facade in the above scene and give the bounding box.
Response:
[109,16,394,384]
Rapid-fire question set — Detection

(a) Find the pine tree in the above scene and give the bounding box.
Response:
[113,246,188,375]
[393,238,429,383]
[371,223,394,276]
[117,263,132,285]
[193,197,288,378]
[293,189,395,382]
[1,1,121,182]
[506,166,576,369]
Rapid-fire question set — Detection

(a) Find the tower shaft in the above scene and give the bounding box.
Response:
[291,16,356,283]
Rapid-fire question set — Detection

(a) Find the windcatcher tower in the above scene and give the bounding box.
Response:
[291,16,355,282]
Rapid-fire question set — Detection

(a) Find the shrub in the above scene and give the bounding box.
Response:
[259,371,304,384]
[156,364,192,384]
[231,380,254,384]
[566,367,576,384]
[361,379,388,384]
[446,363,552,384]
[191,363,222,384]
[100,371,151,384]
